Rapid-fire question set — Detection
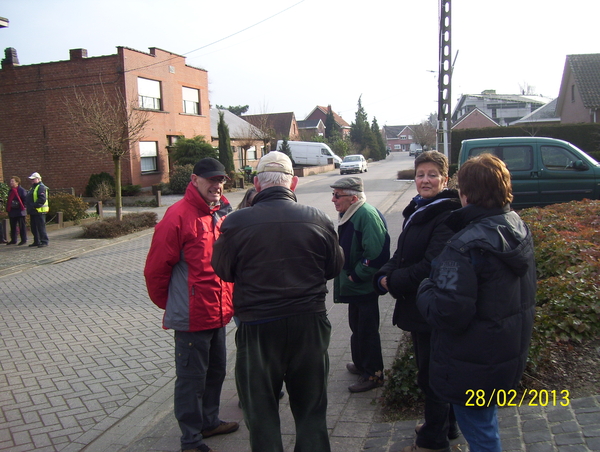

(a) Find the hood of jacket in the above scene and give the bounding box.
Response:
[446,204,534,277]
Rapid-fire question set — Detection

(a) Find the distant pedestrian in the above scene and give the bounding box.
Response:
[330,176,390,393]
[417,153,536,452]
[236,186,256,210]
[25,172,49,248]
[212,151,344,452]
[6,176,28,245]
[144,158,239,452]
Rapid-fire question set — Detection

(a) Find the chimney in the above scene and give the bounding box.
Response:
[1,47,20,69]
[69,48,88,60]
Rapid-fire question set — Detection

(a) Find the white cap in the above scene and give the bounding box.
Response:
[28,172,41,180]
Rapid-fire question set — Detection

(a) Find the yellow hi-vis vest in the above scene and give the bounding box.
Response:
[33,185,49,213]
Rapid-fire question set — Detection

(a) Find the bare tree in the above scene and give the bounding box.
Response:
[412,120,437,151]
[65,84,150,221]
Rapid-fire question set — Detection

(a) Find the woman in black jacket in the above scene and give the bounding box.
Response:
[374,151,461,452]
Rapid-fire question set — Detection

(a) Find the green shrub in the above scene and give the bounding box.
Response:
[48,192,90,222]
[396,169,415,180]
[0,181,8,211]
[155,182,173,195]
[380,332,422,419]
[121,184,142,196]
[519,199,600,367]
[93,181,114,203]
[85,172,115,197]
[169,164,194,194]
[82,212,157,238]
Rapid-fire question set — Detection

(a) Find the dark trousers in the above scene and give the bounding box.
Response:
[174,328,227,450]
[30,214,48,245]
[348,293,384,380]
[236,312,331,452]
[412,331,457,450]
[9,216,27,243]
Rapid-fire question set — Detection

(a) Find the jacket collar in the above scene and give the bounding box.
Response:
[252,185,297,204]
[446,203,510,232]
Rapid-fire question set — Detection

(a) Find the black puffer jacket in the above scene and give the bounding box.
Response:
[417,204,536,405]
[212,186,344,323]
[373,189,461,333]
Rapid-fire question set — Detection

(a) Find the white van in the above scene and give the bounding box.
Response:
[276,140,342,167]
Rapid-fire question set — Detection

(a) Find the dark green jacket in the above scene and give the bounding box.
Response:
[334,202,390,303]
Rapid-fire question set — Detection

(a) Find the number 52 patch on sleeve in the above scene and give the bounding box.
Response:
[437,261,459,290]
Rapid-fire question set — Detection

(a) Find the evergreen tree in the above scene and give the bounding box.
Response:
[218,111,235,175]
[324,105,341,141]
[171,135,217,166]
[371,117,387,161]
[280,137,293,160]
[350,96,369,148]
[216,104,249,116]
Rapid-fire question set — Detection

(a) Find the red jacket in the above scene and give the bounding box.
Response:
[144,183,234,331]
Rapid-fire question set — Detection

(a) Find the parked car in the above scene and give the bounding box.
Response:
[414,148,424,158]
[408,149,415,156]
[458,136,600,208]
[340,154,368,175]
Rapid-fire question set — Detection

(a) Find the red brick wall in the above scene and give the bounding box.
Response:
[0,46,210,195]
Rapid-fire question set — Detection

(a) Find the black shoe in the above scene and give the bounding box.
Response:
[38,243,48,248]
[346,362,361,375]
[6,241,16,245]
[29,243,41,247]
[17,241,27,246]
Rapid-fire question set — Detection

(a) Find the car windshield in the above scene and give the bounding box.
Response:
[343,156,361,162]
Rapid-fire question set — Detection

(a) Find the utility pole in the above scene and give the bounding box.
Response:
[437,0,451,157]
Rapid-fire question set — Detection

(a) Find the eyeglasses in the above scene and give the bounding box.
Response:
[332,192,353,199]
[208,176,227,184]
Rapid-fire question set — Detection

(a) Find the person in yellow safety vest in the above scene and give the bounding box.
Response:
[25,172,49,248]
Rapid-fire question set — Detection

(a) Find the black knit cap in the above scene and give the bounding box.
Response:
[193,158,229,179]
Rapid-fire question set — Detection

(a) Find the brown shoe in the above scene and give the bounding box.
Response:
[348,376,383,393]
[402,444,450,452]
[201,420,239,438]
[415,423,461,440]
[346,362,361,375]
[182,445,216,452]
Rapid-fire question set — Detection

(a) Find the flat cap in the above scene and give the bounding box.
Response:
[330,176,363,192]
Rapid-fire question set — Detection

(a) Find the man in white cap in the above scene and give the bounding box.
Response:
[212,151,344,452]
[25,172,49,247]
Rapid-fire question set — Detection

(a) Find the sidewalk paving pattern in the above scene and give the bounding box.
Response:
[1,185,599,451]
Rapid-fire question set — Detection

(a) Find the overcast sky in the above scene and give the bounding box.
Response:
[2,0,599,126]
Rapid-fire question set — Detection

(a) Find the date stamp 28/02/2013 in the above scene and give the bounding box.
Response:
[465,389,570,408]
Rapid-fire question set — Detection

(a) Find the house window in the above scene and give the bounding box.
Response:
[400,135,407,140]
[182,87,200,115]
[247,146,257,160]
[138,78,162,110]
[140,141,158,172]
[394,144,401,150]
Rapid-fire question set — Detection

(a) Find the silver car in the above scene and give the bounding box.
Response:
[340,154,368,175]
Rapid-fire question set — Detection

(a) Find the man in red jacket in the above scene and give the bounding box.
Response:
[144,158,238,452]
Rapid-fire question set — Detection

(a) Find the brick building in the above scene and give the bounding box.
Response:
[0,46,210,195]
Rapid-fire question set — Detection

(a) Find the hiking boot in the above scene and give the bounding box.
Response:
[201,420,239,438]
